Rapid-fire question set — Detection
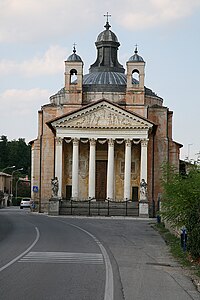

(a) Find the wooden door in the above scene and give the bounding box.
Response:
[96,160,107,200]
[66,185,72,200]
[132,186,139,201]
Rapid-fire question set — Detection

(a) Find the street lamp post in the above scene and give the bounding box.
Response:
[11,168,23,204]
[16,179,20,200]
[2,165,15,173]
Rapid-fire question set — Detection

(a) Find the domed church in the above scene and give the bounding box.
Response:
[30,17,182,217]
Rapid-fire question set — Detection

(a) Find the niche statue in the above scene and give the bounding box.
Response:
[51,177,59,198]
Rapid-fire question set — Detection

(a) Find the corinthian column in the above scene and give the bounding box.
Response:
[89,139,96,199]
[140,139,148,184]
[107,139,114,200]
[55,137,63,198]
[124,139,132,200]
[139,139,149,216]
[72,138,79,199]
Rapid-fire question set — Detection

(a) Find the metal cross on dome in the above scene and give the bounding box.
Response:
[104,12,111,22]
[73,42,77,53]
[104,12,111,30]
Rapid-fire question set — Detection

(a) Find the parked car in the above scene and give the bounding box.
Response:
[20,198,31,209]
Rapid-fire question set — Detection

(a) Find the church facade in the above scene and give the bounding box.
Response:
[30,19,181,217]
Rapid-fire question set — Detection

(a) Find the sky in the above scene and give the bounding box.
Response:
[0,0,200,161]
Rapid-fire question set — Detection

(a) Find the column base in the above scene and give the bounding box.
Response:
[139,201,149,217]
[71,197,79,201]
[48,198,60,216]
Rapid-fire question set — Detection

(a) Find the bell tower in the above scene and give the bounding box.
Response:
[64,45,83,104]
[126,47,145,112]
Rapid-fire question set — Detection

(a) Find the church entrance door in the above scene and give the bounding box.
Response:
[95,160,107,201]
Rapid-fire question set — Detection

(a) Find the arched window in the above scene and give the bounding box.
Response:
[132,69,139,85]
[70,69,77,84]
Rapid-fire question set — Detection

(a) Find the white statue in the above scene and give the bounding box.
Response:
[140,179,147,201]
[51,177,59,198]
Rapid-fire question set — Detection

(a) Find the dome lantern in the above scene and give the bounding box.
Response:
[89,13,124,74]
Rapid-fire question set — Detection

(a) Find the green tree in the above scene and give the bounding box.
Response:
[161,163,200,259]
[0,135,8,170]
[0,136,31,199]
[0,136,31,177]
[7,138,31,176]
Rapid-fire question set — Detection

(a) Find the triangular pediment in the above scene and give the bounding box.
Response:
[50,100,153,130]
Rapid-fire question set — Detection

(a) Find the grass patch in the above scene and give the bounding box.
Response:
[154,222,200,278]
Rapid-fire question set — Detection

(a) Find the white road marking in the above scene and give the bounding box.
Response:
[19,251,103,264]
[69,223,114,300]
[0,227,40,272]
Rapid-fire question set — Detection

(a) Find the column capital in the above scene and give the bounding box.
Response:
[55,137,63,145]
[90,138,96,146]
[141,139,149,147]
[125,139,132,147]
[108,138,115,147]
[73,137,79,146]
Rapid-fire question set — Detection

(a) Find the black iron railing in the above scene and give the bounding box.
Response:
[60,199,139,217]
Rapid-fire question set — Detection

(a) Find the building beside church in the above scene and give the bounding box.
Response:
[0,172,11,207]
[30,19,182,217]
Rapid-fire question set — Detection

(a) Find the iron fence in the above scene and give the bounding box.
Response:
[60,199,139,217]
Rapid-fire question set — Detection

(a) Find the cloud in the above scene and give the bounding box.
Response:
[0,88,50,116]
[0,0,200,43]
[0,45,67,77]
[118,0,200,29]
[0,0,97,43]
[0,88,51,141]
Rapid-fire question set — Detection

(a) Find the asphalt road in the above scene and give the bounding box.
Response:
[0,207,199,300]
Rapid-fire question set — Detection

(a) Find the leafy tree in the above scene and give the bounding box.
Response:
[0,136,31,177]
[0,136,31,199]
[161,163,200,259]
[0,135,8,170]
[7,138,31,176]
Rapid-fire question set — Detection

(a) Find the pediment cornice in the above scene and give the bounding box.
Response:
[50,100,153,130]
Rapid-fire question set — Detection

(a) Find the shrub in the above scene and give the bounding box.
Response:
[161,163,200,259]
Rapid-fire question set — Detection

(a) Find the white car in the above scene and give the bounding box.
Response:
[20,198,31,209]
